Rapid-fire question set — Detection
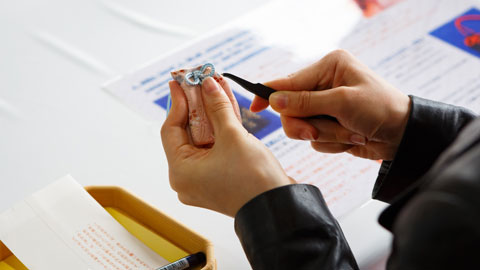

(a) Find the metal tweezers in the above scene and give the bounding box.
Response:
[222,73,337,122]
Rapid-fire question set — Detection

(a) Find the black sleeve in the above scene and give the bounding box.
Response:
[385,119,480,269]
[387,182,480,270]
[234,184,358,270]
[372,95,477,203]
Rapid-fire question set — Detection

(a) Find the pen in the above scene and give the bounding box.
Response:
[156,252,206,270]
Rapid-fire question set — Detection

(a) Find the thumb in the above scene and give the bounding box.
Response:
[268,88,344,118]
[201,77,242,134]
[264,59,328,91]
[265,50,351,92]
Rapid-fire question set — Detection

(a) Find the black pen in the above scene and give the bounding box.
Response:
[156,252,206,270]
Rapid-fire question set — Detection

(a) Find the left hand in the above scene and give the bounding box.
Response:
[161,77,293,217]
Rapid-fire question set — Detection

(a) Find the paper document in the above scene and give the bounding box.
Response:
[0,176,168,270]
[341,0,480,113]
[104,0,480,219]
[104,27,380,218]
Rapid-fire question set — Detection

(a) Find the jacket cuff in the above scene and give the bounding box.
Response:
[373,95,477,203]
[234,184,357,270]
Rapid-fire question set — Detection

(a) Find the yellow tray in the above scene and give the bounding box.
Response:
[0,186,215,270]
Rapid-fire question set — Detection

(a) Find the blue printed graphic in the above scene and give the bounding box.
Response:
[430,8,480,58]
[155,94,170,110]
[154,90,281,140]
[233,91,282,140]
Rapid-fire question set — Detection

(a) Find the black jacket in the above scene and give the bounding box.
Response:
[234,96,479,269]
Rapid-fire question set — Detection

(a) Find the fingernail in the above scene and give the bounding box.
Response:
[350,134,366,145]
[202,77,219,94]
[270,93,288,109]
[300,130,315,141]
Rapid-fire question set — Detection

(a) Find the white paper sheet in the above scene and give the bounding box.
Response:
[341,0,480,113]
[0,175,168,270]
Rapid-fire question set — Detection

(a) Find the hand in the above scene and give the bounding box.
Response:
[161,77,293,217]
[251,50,411,161]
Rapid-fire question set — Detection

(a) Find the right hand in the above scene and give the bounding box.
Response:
[251,50,411,161]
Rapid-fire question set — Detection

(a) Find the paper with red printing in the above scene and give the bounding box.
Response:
[170,66,241,146]
[0,176,169,270]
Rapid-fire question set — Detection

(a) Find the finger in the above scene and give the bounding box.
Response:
[280,116,366,145]
[214,73,242,122]
[309,118,366,145]
[310,141,354,154]
[250,95,269,112]
[201,77,243,134]
[269,86,351,118]
[281,115,318,141]
[161,81,193,159]
[264,62,324,92]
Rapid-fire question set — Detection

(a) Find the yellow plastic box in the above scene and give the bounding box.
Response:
[0,186,215,270]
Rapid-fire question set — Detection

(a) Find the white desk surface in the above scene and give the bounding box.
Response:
[0,1,391,269]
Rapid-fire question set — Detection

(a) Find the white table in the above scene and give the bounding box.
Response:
[0,1,391,269]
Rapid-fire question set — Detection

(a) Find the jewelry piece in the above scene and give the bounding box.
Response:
[184,63,215,85]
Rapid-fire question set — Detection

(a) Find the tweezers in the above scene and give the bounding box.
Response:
[222,73,337,122]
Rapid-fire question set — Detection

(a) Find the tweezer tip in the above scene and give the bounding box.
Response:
[221,72,247,84]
